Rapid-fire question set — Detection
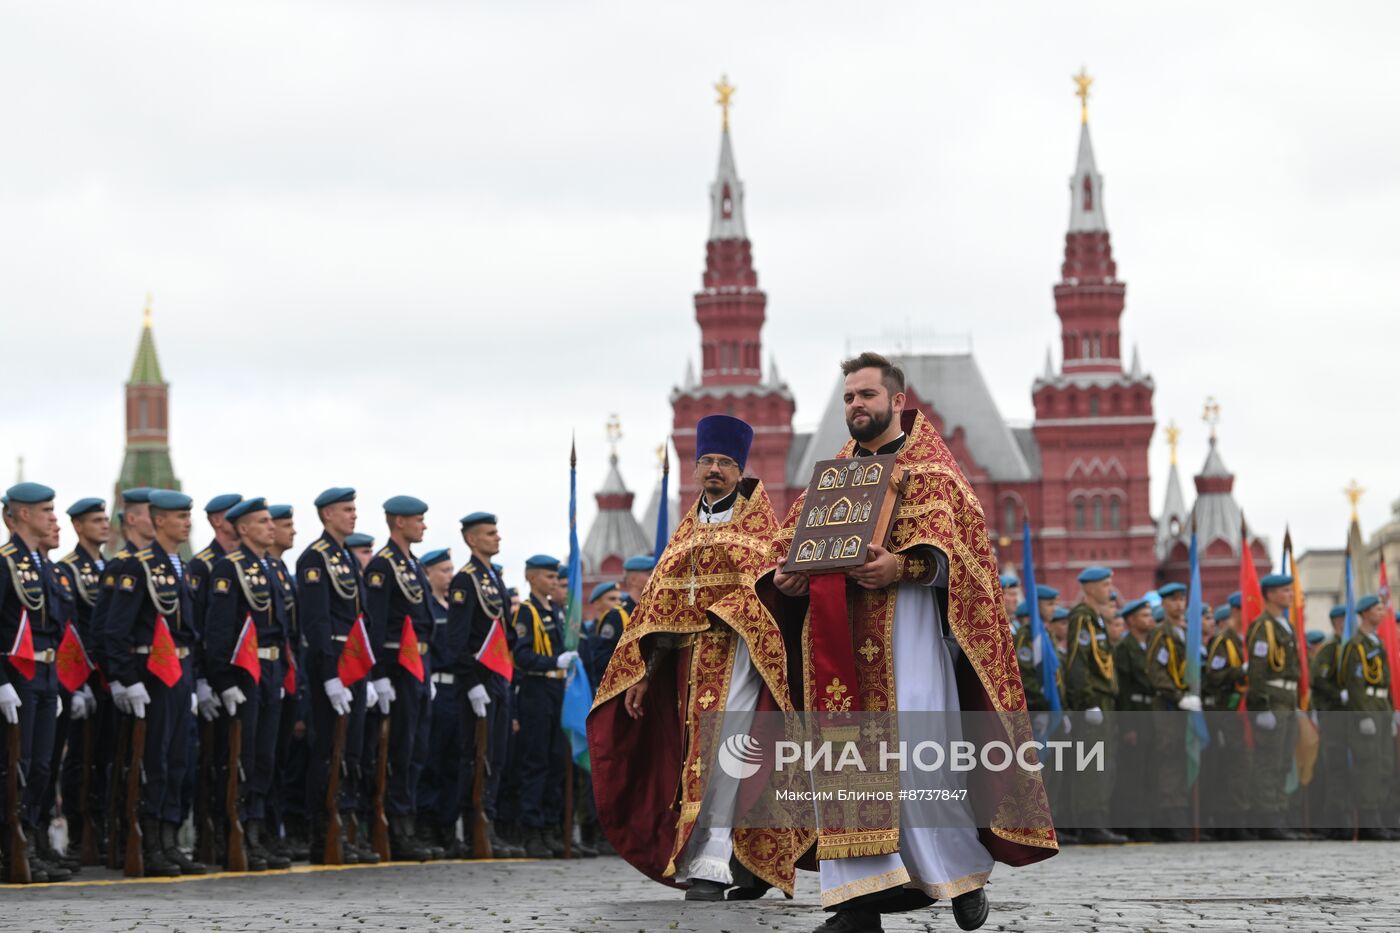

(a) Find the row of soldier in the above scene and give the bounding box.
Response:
[0,482,642,883]
[1003,569,1398,842]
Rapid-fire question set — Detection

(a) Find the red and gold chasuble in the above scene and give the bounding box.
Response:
[771,410,1057,865]
[589,478,812,895]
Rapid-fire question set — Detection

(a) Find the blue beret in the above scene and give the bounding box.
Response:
[507,586,519,598]
[226,497,268,522]
[344,532,374,548]
[460,511,497,529]
[1214,605,1232,623]
[1228,591,1242,608]
[268,504,293,520]
[695,414,755,471]
[6,482,55,504]
[1035,584,1058,601]
[1122,597,1151,617]
[1152,605,1166,622]
[999,574,1020,589]
[1305,630,1326,646]
[1157,582,1187,597]
[204,493,242,514]
[1077,566,1112,583]
[66,497,105,517]
[121,487,152,504]
[420,548,452,567]
[623,555,656,572]
[1329,605,1347,620]
[314,487,356,508]
[1053,607,1070,621]
[590,581,619,602]
[525,554,560,571]
[148,490,193,511]
[1356,594,1381,614]
[1014,601,1029,619]
[557,568,570,582]
[383,495,428,516]
[1259,574,1293,591]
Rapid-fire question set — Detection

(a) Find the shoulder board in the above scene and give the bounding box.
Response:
[61,550,82,566]
[0,543,15,557]
[376,546,394,559]
[229,552,246,563]
[196,548,216,562]
[135,548,154,561]
[115,547,132,559]
[311,540,329,553]
[464,562,480,575]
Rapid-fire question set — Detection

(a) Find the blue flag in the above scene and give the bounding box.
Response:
[562,655,593,770]
[1020,521,1060,715]
[1185,527,1210,785]
[1344,553,1357,641]
[654,444,670,558]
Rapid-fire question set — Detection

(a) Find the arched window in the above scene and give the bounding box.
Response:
[1002,501,1017,535]
[139,398,149,430]
[1074,500,1086,530]
[1089,396,1100,416]
[1082,174,1093,211]
[1109,498,1121,530]
[1092,498,1104,530]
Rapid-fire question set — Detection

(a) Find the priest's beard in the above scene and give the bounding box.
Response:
[846,401,894,444]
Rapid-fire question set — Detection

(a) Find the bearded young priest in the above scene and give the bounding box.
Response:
[769,353,1056,933]
[588,415,811,902]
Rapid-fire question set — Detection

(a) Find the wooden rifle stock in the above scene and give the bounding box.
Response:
[371,716,390,862]
[470,717,491,858]
[6,724,29,884]
[194,718,218,865]
[78,716,98,865]
[106,715,130,870]
[124,717,146,877]
[323,714,347,865]
[225,717,247,872]
[562,752,574,859]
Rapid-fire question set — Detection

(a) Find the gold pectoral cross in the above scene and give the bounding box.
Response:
[687,575,698,606]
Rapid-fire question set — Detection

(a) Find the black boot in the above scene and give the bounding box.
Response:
[545,827,566,858]
[247,820,292,870]
[571,824,598,858]
[522,826,552,859]
[390,816,431,861]
[813,909,883,933]
[37,830,81,873]
[24,828,71,882]
[488,821,525,858]
[952,887,989,931]
[408,816,443,860]
[138,818,180,877]
[162,822,207,875]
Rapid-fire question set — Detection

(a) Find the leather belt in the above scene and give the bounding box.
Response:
[1365,686,1389,698]
[1266,678,1297,691]
[1129,693,1151,704]
[256,646,281,661]
[431,672,455,685]
[133,646,191,659]
[330,634,347,643]
[5,648,57,663]
[527,670,566,679]
[384,641,429,655]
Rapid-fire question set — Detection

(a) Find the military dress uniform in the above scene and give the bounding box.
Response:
[1111,601,1154,837]
[363,533,436,859]
[1144,618,1191,836]
[417,548,462,854]
[1311,612,1351,835]
[1203,616,1251,837]
[583,591,633,690]
[1243,581,1301,838]
[1013,605,1049,713]
[204,531,293,870]
[105,528,206,875]
[265,540,306,857]
[297,521,376,865]
[1341,621,1397,839]
[0,494,71,882]
[54,535,108,862]
[511,578,570,858]
[1062,574,1119,838]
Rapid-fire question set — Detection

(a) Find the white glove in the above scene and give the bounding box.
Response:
[1359,717,1377,736]
[1340,689,1349,705]
[1255,710,1277,731]
[196,679,220,721]
[190,694,198,715]
[371,677,394,714]
[555,650,579,671]
[111,681,132,715]
[0,683,20,725]
[1177,694,1202,713]
[56,696,64,717]
[70,685,95,721]
[126,682,151,720]
[1084,707,1104,726]
[221,685,247,716]
[1061,713,1073,735]
[467,684,491,719]
[1031,712,1048,735]
[430,681,437,701]
[324,677,352,716]
[365,679,380,710]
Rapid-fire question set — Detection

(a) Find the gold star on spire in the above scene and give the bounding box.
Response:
[1344,479,1365,522]
[143,292,154,329]
[715,74,736,130]
[1073,67,1093,125]
[606,414,622,459]
[1165,420,1180,465]
[1202,396,1221,441]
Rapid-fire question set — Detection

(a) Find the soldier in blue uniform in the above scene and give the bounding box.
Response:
[266,503,308,861]
[512,554,576,858]
[417,546,465,855]
[204,498,293,870]
[94,488,155,718]
[580,581,621,689]
[298,487,378,865]
[188,494,242,725]
[1000,573,1021,635]
[345,533,375,571]
[0,483,73,883]
[363,495,439,861]
[105,489,207,876]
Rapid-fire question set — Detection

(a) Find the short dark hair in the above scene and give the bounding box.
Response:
[840,351,905,396]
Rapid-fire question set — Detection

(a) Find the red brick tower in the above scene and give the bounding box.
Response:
[1030,72,1156,598]
[671,77,796,512]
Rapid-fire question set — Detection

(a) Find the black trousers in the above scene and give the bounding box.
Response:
[2,659,59,830]
[515,677,564,829]
[457,674,510,824]
[141,656,194,823]
[225,660,284,822]
[419,680,460,827]
[304,657,369,823]
[386,665,431,817]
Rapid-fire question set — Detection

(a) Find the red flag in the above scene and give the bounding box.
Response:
[1284,530,1311,709]
[231,614,261,685]
[55,622,94,692]
[283,640,297,695]
[336,614,375,687]
[398,616,425,683]
[474,617,513,680]
[1378,557,1400,708]
[1238,521,1263,747]
[7,609,35,681]
[146,616,182,688]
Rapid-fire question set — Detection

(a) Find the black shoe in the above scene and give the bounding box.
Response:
[406,817,443,860]
[162,822,207,875]
[727,879,772,900]
[487,823,522,858]
[952,887,989,931]
[38,836,81,873]
[814,909,883,933]
[1078,827,1127,844]
[136,819,179,878]
[684,879,728,901]
[545,829,566,858]
[247,820,292,870]
[570,829,598,858]
[522,827,552,859]
[390,817,431,861]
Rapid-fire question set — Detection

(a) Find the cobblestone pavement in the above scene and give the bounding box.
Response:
[4,842,1396,931]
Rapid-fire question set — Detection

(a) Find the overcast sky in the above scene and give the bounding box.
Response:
[2,2,1397,580]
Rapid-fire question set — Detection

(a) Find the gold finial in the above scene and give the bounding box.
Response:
[606,414,622,458]
[1345,479,1365,522]
[1165,420,1180,465]
[715,74,736,130]
[1202,396,1220,440]
[1073,67,1093,125]
[143,292,153,328]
